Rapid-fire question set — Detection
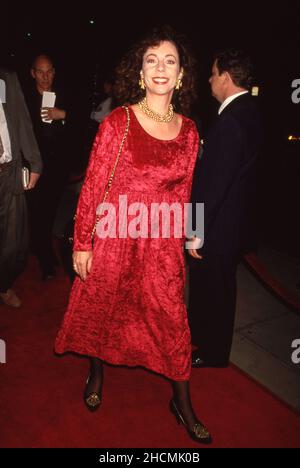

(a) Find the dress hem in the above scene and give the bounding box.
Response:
[54,344,191,382]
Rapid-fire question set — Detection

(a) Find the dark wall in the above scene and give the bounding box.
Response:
[1,5,299,253]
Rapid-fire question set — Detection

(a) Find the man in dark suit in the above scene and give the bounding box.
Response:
[0,69,42,307]
[25,55,70,280]
[188,49,263,367]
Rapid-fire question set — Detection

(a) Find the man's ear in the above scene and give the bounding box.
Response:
[30,69,35,79]
[223,71,232,85]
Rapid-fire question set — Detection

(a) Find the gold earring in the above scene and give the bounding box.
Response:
[175,77,183,91]
[139,76,145,90]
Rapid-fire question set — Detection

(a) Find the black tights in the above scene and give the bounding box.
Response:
[85,357,103,397]
[171,381,198,429]
[87,358,198,430]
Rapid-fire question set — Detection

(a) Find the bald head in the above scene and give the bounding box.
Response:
[31,55,55,94]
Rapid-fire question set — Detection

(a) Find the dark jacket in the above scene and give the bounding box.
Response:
[192,93,263,256]
[25,85,69,181]
[0,69,42,194]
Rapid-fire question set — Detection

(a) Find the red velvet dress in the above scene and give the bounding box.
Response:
[55,106,199,381]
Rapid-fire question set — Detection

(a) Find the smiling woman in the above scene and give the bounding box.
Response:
[114,25,198,117]
[55,25,212,445]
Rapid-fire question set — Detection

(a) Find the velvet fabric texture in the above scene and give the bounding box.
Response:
[55,106,199,381]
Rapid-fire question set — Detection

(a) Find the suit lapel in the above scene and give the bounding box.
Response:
[2,103,14,141]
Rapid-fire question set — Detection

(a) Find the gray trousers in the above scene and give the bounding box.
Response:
[0,162,28,292]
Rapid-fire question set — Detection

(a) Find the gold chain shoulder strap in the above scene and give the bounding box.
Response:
[91,105,130,241]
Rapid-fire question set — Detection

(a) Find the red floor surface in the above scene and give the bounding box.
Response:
[1,257,300,448]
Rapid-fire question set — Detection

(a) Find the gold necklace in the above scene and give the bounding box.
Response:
[138,98,174,123]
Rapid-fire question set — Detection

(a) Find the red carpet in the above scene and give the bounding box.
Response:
[244,253,300,314]
[1,257,300,448]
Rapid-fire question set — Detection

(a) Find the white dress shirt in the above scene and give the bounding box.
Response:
[218,90,249,115]
[0,102,12,163]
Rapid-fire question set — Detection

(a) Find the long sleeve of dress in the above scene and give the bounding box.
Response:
[184,124,199,203]
[180,123,199,241]
[73,109,124,251]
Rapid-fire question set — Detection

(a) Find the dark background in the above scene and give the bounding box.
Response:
[1,4,299,255]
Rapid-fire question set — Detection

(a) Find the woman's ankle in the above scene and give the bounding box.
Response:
[90,358,103,375]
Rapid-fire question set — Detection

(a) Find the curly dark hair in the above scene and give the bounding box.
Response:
[114,25,198,116]
[214,49,253,90]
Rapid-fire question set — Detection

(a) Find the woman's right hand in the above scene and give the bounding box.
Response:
[72,251,93,281]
